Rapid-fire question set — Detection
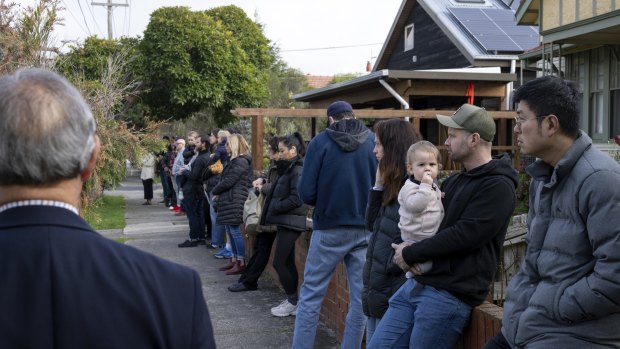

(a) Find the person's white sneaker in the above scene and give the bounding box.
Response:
[270,300,297,317]
[270,299,288,312]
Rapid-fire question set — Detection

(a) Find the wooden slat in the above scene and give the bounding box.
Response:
[238,108,519,170]
[233,108,516,119]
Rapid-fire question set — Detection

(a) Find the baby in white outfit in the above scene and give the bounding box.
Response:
[397,141,444,278]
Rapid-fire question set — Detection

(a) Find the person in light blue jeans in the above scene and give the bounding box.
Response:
[293,227,369,348]
[208,192,226,249]
[368,279,471,348]
[293,101,377,348]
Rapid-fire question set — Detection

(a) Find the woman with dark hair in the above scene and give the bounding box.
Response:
[262,132,307,317]
[362,119,422,341]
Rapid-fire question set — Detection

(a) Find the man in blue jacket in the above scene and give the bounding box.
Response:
[484,76,620,348]
[292,101,377,349]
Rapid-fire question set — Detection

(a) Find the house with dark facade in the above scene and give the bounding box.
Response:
[293,0,540,146]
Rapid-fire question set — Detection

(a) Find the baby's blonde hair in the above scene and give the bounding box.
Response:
[217,129,231,143]
[406,140,441,165]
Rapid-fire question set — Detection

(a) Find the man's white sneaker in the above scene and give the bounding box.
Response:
[270,300,297,317]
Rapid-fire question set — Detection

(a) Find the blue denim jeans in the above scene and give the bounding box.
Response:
[292,227,369,349]
[225,224,245,260]
[159,169,170,199]
[367,279,472,349]
[208,192,225,247]
[366,316,380,343]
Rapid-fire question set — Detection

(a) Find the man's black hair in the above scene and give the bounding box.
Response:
[514,76,581,138]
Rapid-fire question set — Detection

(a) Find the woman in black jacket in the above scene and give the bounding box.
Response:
[212,133,252,275]
[228,136,281,293]
[262,132,307,317]
[362,119,422,340]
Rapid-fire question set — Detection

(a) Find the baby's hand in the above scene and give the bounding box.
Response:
[421,171,433,185]
[408,264,423,276]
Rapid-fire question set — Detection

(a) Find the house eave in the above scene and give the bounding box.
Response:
[292,69,516,102]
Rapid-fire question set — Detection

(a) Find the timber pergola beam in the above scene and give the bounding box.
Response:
[232,108,517,171]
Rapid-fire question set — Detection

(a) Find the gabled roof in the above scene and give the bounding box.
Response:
[374,0,539,70]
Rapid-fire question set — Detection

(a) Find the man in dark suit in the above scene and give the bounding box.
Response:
[0,68,216,348]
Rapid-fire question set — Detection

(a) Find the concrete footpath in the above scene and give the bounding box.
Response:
[101,175,337,349]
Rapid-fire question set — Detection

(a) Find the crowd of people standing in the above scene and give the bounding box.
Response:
[141,78,620,348]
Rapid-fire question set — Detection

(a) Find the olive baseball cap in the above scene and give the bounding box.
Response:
[436,104,495,142]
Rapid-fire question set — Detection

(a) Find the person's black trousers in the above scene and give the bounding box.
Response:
[238,232,276,288]
[272,227,301,297]
[142,179,153,200]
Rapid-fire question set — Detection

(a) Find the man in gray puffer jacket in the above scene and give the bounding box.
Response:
[484,76,620,349]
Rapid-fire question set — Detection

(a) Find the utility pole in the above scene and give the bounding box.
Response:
[91,0,128,39]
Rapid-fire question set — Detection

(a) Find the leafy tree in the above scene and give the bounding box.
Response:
[0,0,61,73]
[56,36,141,83]
[266,59,310,108]
[0,0,155,217]
[139,6,272,125]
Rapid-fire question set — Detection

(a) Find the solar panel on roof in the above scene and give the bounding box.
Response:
[448,6,539,52]
[481,8,515,21]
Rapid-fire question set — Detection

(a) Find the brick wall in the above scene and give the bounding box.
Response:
[248,231,504,348]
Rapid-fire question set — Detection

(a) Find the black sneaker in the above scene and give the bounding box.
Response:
[228,282,258,292]
[178,239,199,248]
[196,239,206,246]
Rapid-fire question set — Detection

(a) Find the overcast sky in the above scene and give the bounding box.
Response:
[39,0,402,76]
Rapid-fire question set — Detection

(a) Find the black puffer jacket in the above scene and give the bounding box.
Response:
[362,187,406,318]
[212,155,252,225]
[262,156,307,231]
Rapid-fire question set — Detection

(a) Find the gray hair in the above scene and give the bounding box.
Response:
[0,68,97,185]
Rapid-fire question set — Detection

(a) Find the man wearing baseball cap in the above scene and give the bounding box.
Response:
[293,100,377,348]
[370,104,518,348]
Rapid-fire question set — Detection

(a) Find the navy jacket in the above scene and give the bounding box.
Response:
[0,205,216,349]
[299,119,377,230]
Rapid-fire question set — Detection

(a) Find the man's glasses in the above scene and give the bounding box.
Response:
[514,115,547,130]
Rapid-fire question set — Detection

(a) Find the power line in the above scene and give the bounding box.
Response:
[281,42,384,53]
[74,0,91,34]
[59,0,89,37]
[85,0,104,37]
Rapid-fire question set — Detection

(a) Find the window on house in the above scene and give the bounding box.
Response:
[567,52,586,131]
[590,47,607,139]
[610,48,620,137]
[404,24,414,51]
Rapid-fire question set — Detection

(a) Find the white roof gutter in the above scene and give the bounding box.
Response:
[378,79,410,121]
